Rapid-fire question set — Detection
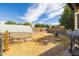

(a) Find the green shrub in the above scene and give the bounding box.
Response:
[55,32,58,37]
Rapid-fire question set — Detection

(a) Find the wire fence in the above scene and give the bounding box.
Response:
[0,32,33,44]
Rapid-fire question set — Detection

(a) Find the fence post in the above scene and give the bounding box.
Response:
[4,31,9,51]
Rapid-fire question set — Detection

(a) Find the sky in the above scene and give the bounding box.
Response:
[0,3,65,25]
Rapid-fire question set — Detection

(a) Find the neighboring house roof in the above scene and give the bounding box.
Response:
[0,24,33,33]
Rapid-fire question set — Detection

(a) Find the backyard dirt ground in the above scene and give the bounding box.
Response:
[3,42,59,56]
[3,32,70,56]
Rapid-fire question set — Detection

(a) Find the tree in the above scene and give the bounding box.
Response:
[35,23,50,28]
[22,22,32,26]
[17,22,22,25]
[59,5,74,30]
[44,24,50,28]
[5,21,17,25]
[35,23,45,27]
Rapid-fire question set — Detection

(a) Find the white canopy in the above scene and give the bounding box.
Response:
[0,24,33,33]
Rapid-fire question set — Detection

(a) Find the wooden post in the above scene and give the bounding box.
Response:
[4,31,9,51]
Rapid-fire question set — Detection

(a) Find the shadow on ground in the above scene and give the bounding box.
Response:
[39,44,70,56]
[35,35,71,56]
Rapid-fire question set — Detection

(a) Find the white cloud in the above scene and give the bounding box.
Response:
[20,4,48,22]
[20,3,65,23]
[47,8,64,19]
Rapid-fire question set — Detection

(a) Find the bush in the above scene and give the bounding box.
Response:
[35,23,50,28]
[55,32,58,37]
[22,22,32,26]
[5,21,17,25]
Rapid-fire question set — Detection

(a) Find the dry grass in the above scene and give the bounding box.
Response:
[3,32,69,56]
[33,27,46,32]
[31,32,51,41]
[3,42,59,56]
[3,32,58,56]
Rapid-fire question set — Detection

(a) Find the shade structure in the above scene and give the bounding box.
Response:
[67,3,79,12]
[67,3,79,30]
